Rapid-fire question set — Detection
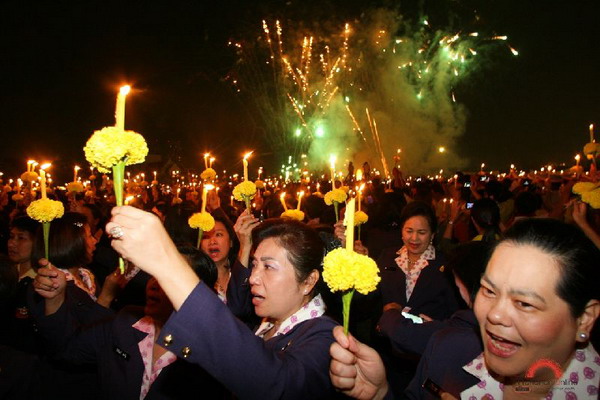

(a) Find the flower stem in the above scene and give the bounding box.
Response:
[245,197,251,211]
[43,222,50,260]
[358,225,361,241]
[112,161,126,273]
[334,202,339,223]
[196,229,203,249]
[342,289,355,335]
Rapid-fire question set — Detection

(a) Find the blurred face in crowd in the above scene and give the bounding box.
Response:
[8,228,33,264]
[145,277,173,323]
[402,216,433,257]
[83,224,98,263]
[475,242,581,379]
[201,221,232,266]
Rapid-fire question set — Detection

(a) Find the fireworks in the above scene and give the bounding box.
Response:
[227,9,516,174]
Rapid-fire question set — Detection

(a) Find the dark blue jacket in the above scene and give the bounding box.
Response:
[157,282,339,400]
[35,296,223,399]
[377,247,460,321]
[378,309,476,356]
[404,309,482,399]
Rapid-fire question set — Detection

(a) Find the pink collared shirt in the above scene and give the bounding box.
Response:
[394,244,436,301]
[61,267,97,301]
[461,346,600,399]
[132,316,177,400]
[255,294,326,338]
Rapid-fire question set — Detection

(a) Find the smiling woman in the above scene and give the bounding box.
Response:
[106,206,339,400]
[468,218,600,398]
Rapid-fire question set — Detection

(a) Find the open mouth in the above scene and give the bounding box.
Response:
[251,292,265,306]
[486,330,521,357]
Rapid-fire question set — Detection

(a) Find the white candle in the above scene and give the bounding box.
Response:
[201,184,214,213]
[590,124,595,143]
[358,184,365,211]
[280,192,288,211]
[40,163,51,199]
[204,153,210,169]
[210,157,215,168]
[575,154,581,166]
[115,85,131,131]
[297,191,304,210]
[73,165,80,182]
[345,198,355,251]
[329,155,336,189]
[243,152,253,181]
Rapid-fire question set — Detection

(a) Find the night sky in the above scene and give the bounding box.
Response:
[1,0,599,181]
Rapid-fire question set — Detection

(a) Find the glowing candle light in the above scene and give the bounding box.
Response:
[115,85,131,131]
[201,184,214,213]
[243,152,253,181]
[358,183,365,211]
[73,165,80,182]
[575,154,581,166]
[480,163,485,172]
[153,171,157,180]
[203,153,210,169]
[297,191,304,210]
[329,155,336,189]
[438,146,446,153]
[210,157,215,168]
[230,195,234,206]
[356,168,363,182]
[590,124,595,143]
[280,192,288,211]
[27,160,35,172]
[39,163,51,199]
[345,198,355,251]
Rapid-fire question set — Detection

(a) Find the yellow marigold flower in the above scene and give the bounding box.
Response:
[12,193,24,202]
[20,171,39,182]
[233,181,257,201]
[354,210,369,226]
[172,197,182,205]
[89,175,97,181]
[151,180,159,186]
[188,212,216,232]
[582,189,600,209]
[573,182,599,195]
[281,209,305,221]
[27,198,65,223]
[67,182,85,193]
[200,168,217,181]
[322,248,381,295]
[324,189,348,205]
[84,126,149,173]
[340,186,350,193]
[583,142,600,156]
[255,180,265,189]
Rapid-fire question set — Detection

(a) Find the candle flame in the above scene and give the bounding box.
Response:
[481,163,485,168]
[355,168,363,181]
[27,160,36,164]
[210,157,215,163]
[41,163,52,170]
[438,146,446,153]
[204,184,215,190]
[204,153,210,158]
[120,85,131,95]
[243,151,253,160]
[74,165,80,171]
[359,183,365,191]
[329,154,336,168]
[575,154,581,161]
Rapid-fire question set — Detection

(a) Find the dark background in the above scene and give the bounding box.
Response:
[1,0,598,182]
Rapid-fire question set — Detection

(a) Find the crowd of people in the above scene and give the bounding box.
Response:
[0,162,599,399]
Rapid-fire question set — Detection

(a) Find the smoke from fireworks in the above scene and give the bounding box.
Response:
[227,9,516,175]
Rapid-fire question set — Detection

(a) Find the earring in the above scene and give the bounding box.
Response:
[579,332,588,340]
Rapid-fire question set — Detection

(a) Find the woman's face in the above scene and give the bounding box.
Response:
[402,216,433,257]
[7,228,33,264]
[474,242,578,378]
[249,237,310,323]
[83,224,98,262]
[201,221,232,266]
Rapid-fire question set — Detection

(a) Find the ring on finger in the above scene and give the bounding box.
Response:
[109,225,125,239]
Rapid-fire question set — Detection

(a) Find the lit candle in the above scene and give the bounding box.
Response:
[27,160,35,172]
[204,153,210,169]
[356,168,363,182]
[73,165,80,182]
[358,184,365,211]
[297,191,304,210]
[230,195,234,206]
[329,155,336,189]
[280,192,288,211]
[40,163,51,199]
[115,85,131,131]
[480,163,485,172]
[201,184,214,213]
[345,198,355,251]
[154,171,157,180]
[575,154,581,166]
[210,157,215,168]
[243,152,253,181]
[590,124,595,143]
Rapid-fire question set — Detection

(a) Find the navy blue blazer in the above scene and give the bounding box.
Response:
[378,309,477,356]
[157,282,339,400]
[404,309,482,399]
[36,299,223,399]
[377,247,460,321]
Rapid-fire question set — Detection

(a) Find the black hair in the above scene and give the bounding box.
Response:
[177,245,218,290]
[10,216,39,236]
[399,200,437,234]
[0,254,17,305]
[163,205,196,246]
[32,212,91,269]
[447,242,492,304]
[471,199,502,243]
[252,218,325,297]
[503,218,600,317]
